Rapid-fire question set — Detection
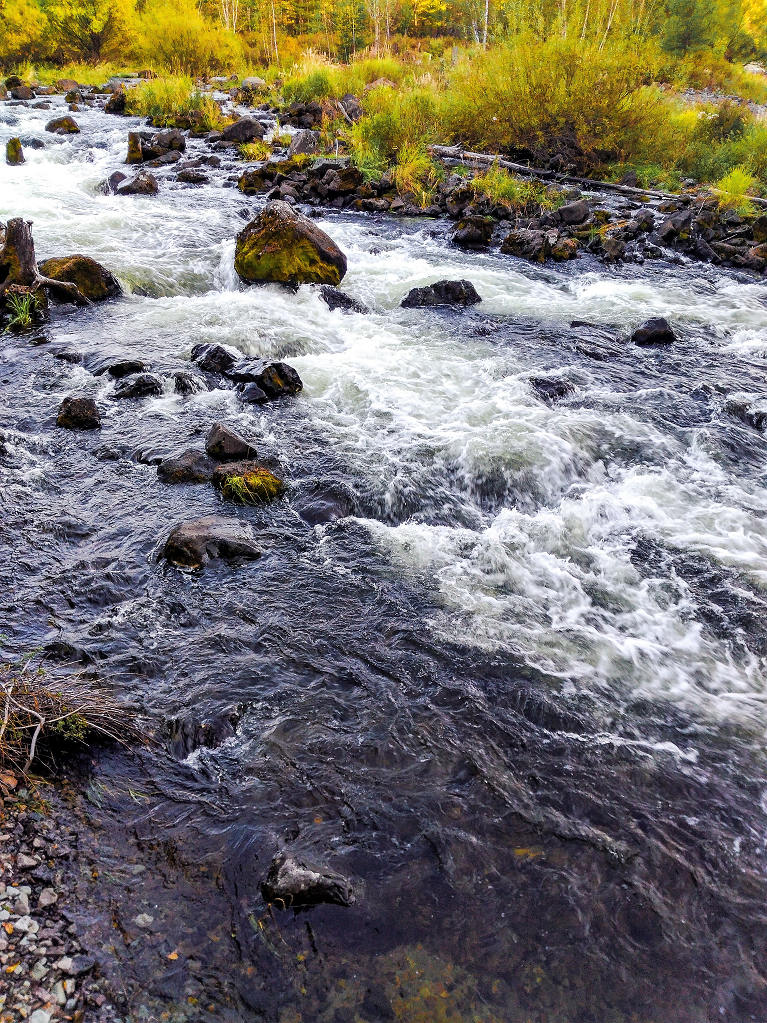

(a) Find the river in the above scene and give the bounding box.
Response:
[2,95,767,1022]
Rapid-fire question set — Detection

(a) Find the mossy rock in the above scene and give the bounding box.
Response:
[234,200,347,287]
[45,115,80,135]
[212,460,286,505]
[5,138,24,166]
[38,255,122,302]
[126,131,143,164]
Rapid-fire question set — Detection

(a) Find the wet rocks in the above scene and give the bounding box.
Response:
[112,372,164,398]
[530,376,575,403]
[56,395,101,429]
[235,201,348,286]
[93,357,149,378]
[163,516,262,568]
[221,116,267,143]
[45,116,80,135]
[500,228,577,263]
[157,449,216,483]
[116,171,159,196]
[105,89,127,114]
[173,370,208,395]
[177,169,208,185]
[205,422,258,461]
[724,397,767,431]
[556,198,590,226]
[6,137,24,165]
[191,342,239,375]
[233,361,304,403]
[319,285,368,313]
[452,215,494,249]
[37,255,121,302]
[288,129,320,157]
[10,85,35,100]
[126,128,186,164]
[401,279,481,308]
[212,460,286,504]
[631,317,677,346]
[262,852,355,909]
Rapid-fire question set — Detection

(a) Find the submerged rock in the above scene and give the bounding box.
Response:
[163,516,262,568]
[45,116,80,134]
[631,317,677,346]
[401,280,481,308]
[530,376,575,403]
[212,460,285,504]
[262,852,355,909]
[234,200,347,287]
[38,255,121,302]
[319,286,368,313]
[157,449,216,483]
[5,138,24,165]
[112,373,164,398]
[56,395,101,430]
[205,422,258,461]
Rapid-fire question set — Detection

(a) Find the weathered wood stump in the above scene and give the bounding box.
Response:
[0,218,89,310]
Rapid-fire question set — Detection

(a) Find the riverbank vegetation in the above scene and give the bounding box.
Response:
[2,0,767,197]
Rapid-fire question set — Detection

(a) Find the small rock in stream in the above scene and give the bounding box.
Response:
[157,449,216,483]
[205,422,258,461]
[631,317,677,346]
[319,286,369,313]
[401,280,482,308]
[112,372,164,398]
[263,852,355,909]
[163,516,262,568]
[56,396,101,430]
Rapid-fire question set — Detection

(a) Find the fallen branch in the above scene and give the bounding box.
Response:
[0,218,90,308]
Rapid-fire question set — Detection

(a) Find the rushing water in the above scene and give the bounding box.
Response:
[2,97,767,1022]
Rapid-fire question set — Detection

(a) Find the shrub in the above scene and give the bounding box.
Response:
[126,75,224,129]
[139,0,242,76]
[240,140,272,161]
[470,164,563,212]
[715,166,758,215]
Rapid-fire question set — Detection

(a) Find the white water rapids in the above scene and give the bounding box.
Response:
[3,97,767,736]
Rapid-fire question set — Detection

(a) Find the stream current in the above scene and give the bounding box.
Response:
[2,97,767,1022]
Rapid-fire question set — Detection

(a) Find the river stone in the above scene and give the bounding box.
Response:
[113,372,164,398]
[173,370,208,395]
[530,376,575,403]
[631,317,677,346]
[558,198,591,226]
[452,215,494,249]
[212,460,286,504]
[234,200,347,287]
[5,138,24,165]
[319,286,368,313]
[288,129,320,157]
[11,86,35,100]
[191,342,240,375]
[262,852,355,909]
[116,171,159,196]
[227,360,303,399]
[158,449,216,483]
[205,422,258,461]
[105,89,127,114]
[221,117,267,143]
[401,280,481,308]
[57,396,101,430]
[38,255,121,301]
[45,115,80,134]
[164,516,262,568]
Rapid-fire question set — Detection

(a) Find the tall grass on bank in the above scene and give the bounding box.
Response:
[125,76,225,129]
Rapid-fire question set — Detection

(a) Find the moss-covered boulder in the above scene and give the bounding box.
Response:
[212,460,286,505]
[5,138,24,166]
[38,255,121,302]
[45,115,80,135]
[234,200,347,287]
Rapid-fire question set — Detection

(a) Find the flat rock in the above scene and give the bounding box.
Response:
[262,852,355,909]
[401,279,481,308]
[157,449,216,483]
[163,516,262,568]
[205,422,258,461]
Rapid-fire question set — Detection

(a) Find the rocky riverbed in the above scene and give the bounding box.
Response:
[2,85,767,1023]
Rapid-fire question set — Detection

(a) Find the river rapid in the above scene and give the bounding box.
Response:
[2,96,767,1022]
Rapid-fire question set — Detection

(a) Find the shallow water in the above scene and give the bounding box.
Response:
[2,98,767,1022]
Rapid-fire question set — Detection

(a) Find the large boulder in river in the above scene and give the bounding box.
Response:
[38,255,121,302]
[163,516,261,568]
[116,171,159,196]
[5,138,24,166]
[57,395,101,430]
[234,201,347,287]
[631,317,677,346]
[401,280,481,308]
[45,115,80,135]
[221,117,267,143]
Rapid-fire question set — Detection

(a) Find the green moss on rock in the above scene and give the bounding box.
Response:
[38,255,122,302]
[212,460,286,505]
[5,138,24,166]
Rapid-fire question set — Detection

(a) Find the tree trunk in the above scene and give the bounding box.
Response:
[0,218,89,307]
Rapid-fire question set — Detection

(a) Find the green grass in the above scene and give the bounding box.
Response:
[240,140,272,162]
[715,166,759,215]
[470,164,563,211]
[125,76,225,130]
[3,292,40,330]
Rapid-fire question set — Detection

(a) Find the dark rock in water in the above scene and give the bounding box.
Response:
[530,376,575,403]
[235,200,347,286]
[557,198,590,226]
[19,135,45,149]
[173,371,208,395]
[631,317,677,346]
[113,372,164,398]
[452,215,494,249]
[725,398,767,431]
[205,422,258,461]
[228,360,303,399]
[501,228,577,263]
[212,460,286,504]
[191,342,240,375]
[166,708,242,757]
[319,286,368,313]
[105,89,126,114]
[57,395,101,430]
[238,382,270,404]
[221,117,267,143]
[38,255,121,301]
[158,448,216,483]
[126,131,143,164]
[106,171,127,193]
[94,358,149,379]
[45,115,80,134]
[11,86,35,100]
[5,138,24,165]
[177,169,208,185]
[262,852,355,909]
[143,128,186,159]
[163,516,262,568]
[116,171,159,196]
[401,279,481,308]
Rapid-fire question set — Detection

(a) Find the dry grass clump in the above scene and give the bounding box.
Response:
[1,658,142,775]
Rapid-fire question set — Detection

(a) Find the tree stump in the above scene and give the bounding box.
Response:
[0,218,89,309]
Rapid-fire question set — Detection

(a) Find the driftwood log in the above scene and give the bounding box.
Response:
[429,145,767,210]
[0,218,89,307]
